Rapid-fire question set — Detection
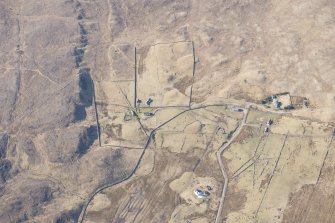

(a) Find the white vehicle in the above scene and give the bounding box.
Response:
[232,107,244,112]
[143,112,154,117]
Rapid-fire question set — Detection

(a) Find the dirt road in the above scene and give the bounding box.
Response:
[79,101,294,223]
[214,104,250,223]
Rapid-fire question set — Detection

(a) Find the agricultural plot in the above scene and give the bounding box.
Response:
[246,108,280,125]
[97,104,147,147]
[94,79,140,147]
[93,43,139,147]
[93,42,195,146]
[136,42,194,107]
[83,34,335,223]
[109,44,136,81]
[138,107,188,131]
[83,106,242,223]
[96,81,134,107]
[222,110,333,223]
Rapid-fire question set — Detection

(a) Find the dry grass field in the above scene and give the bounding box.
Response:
[0,0,334,222]
[83,106,242,223]
[222,109,334,223]
[136,42,194,107]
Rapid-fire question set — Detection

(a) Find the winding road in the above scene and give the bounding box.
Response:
[214,103,250,223]
[78,103,230,222]
[78,100,295,223]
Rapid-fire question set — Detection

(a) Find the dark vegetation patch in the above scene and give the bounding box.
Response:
[45,125,98,163]
[21,138,40,165]
[70,1,95,124]
[79,23,88,48]
[0,134,11,185]
[0,159,12,184]
[73,47,84,67]
[73,68,94,122]
[1,181,55,222]
[222,185,248,220]
[77,7,85,20]
[0,134,8,159]
[104,123,123,140]
[98,149,130,186]
[167,73,176,82]
[55,204,83,223]
[79,68,93,106]
[173,76,193,94]
[234,126,257,143]
[75,125,98,157]
[137,46,150,75]
[259,173,271,191]
[73,104,87,121]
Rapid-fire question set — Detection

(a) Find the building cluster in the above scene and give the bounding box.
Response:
[262,93,297,110]
[135,97,156,118]
[272,95,281,108]
[137,97,153,107]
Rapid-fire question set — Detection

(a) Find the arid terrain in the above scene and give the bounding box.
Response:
[0,0,334,222]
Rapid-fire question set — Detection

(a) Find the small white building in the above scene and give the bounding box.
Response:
[194,189,210,198]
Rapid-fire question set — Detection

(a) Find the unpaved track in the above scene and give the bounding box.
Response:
[78,104,229,222]
[214,104,250,223]
[78,101,295,223]
[214,103,297,222]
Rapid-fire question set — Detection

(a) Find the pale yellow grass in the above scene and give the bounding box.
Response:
[169,172,219,223]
